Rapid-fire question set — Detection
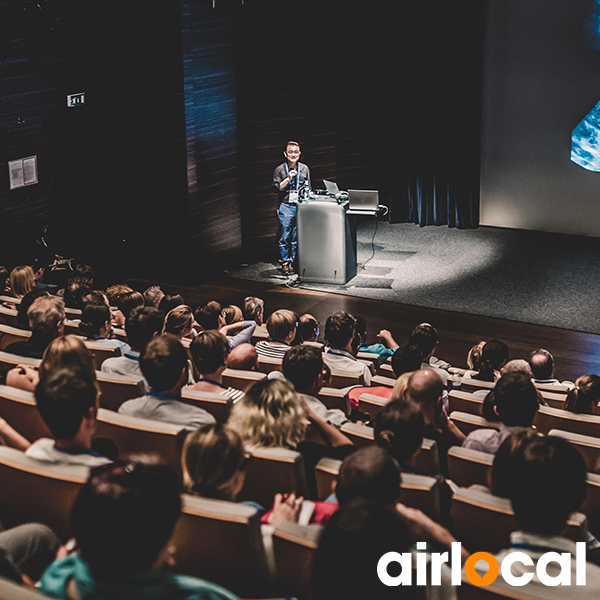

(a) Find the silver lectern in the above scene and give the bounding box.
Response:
[297,199,357,284]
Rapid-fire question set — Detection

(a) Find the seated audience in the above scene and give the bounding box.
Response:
[164,305,195,340]
[298,313,320,344]
[222,305,243,325]
[466,340,485,370]
[195,300,256,349]
[354,316,399,361]
[391,343,424,378]
[564,374,600,414]
[38,460,240,600]
[9,265,35,299]
[529,348,562,386]
[28,366,112,466]
[181,423,303,523]
[63,277,91,309]
[15,288,49,329]
[462,372,538,454]
[119,334,216,428]
[143,285,164,308]
[78,303,128,355]
[501,358,533,377]
[228,378,354,498]
[404,369,465,476]
[282,345,349,428]
[115,290,145,323]
[255,309,297,360]
[408,322,451,384]
[243,296,264,325]
[322,311,373,385]
[463,339,509,382]
[101,306,164,392]
[158,293,184,316]
[5,296,65,358]
[465,432,600,597]
[81,290,110,308]
[227,343,259,371]
[187,330,244,402]
[105,284,134,328]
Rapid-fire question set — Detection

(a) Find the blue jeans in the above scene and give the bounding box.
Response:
[277,203,297,264]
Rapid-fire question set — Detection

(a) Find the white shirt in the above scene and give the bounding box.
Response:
[323,348,372,385]
[25,438,111,467]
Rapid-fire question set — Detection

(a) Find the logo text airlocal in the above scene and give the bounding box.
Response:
[378,542,587,587]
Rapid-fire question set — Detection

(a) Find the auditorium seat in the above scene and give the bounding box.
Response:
[0,324,30,352]
[237,447,308,509]
[0,574,54,600]
[96,371,145,412]
[328,372,363,389]
[548,429,600,474]
[222,368,266,392]
[251,325,269,345]
[370,374,395,388]
[405,438,441,476]
[447,446,494,488]
[316,387,349,413]
[357,392,389,419]
[0,446,87,540]
[459,378,494,394]
[449,412,501,436]
[0,352,40,380]
[314,457,341,501]
[356,351,380,371]
[377,362,396,378]
[180,388,230,423]
[583,472,600,537]
[0,305,17,328]
[533,405,600,437]
[83,340,121,370]
[0,385,50,442]
[339,422,374,447]
[0,296,19,305]
[257,356,283,374]
[171,494,271,598]
[95,408,183,474]
[450,486,587,554]
[272,521,323,600]
[448,390,484,416]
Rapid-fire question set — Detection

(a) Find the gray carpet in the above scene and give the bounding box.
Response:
[230,222,600,334]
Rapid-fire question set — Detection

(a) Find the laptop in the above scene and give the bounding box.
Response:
[348,189,379,212]
[323,180,340,195]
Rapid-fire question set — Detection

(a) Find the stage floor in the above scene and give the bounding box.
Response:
[230,222,600,335]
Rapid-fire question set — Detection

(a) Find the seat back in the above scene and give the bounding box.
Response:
[180,388,230,423]
[171,494,271,598]
[377,362,396,378]
[328,372,363,388]
[370,374,395,388]
[0,324,30,351]
[95,409,183,473]
[272,521,323,600]
[460,378,495,394]
[96,371,145,411]
[449,412,501,436]
[0,385,50,442]
[340,422,374,447]
[257,356,283,374]
[314,457,342,501]
[448,390,484,416]
[583,472,600,538]
[358,393,389,420]
[0,446,87,539]
[534,405,600,437]
[222,368,266,392]
[0,574,56,600]
[0,306,18,328]
[356,351,380,371]
[548,429,600,474]
[405,438,440,476]
[316,387,349,413]
[238,446,308,509]
[0,352,40,379]
[400,472,442,522]
[447,446,494,488]
[83,341,120,370]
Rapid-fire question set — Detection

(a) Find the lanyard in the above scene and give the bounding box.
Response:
[285,162,300,190]
[197,377,226,389]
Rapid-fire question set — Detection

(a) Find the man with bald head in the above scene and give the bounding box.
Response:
[227,343,259,371]
[404,369,465,476]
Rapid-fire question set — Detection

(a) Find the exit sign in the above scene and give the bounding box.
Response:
[67,92,85,107]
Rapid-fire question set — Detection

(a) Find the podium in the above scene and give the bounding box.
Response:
[297,199,357,284]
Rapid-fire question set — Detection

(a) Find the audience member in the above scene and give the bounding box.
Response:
[404,369,464,476]
[28,366,112,466]
[462,372,538,454]
[116,290,145,322]
[143,285,165,308]
[15,289,49,330]
[466,432,600,597]
[255,309,297,360]
[105,284,133,308]
[119,335,216,428]
[529,348,561,385]
[391,343,424,378]
[188,330,244,402]
[101,306,164,392]
[222,305,243,325]
[181,423,303,524]
[195,300,257,349]
[354,316,399,361]
[243,296,264,325]
[38,460,239,600]
[322,311,373,385]
[501,358,533,378]
[298,313,320,344]
[463,339,509,382]
[226,343,258,371]
[408,322,451,384]
[157,293,184,316]
[9,266,35,299]
[5,296,65,358]
[63,277,91,309]
[164,305,195,340]
[564,374,600,415]
[81,290,110,308]
[282,345,349,428]
[466,340,485,370]
[78,303,128,355]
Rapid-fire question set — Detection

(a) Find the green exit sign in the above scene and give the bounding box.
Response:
[67,92,85,107]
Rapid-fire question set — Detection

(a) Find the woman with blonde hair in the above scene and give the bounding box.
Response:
[222,305,243,326]
[165,305,195,340]
[9,266,35,299]
[564,374,600,415]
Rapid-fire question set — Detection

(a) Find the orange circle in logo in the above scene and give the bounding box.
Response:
[464,552,500,587]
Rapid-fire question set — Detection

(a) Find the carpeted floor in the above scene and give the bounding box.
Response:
[230,222,600,334]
